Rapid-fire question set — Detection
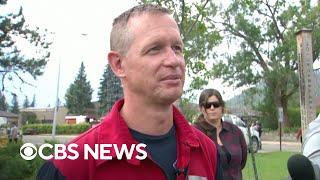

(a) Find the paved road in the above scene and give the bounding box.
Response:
[22,135,301,153]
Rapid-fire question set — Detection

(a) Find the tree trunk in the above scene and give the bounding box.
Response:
[280,97,289,127]
[273,90,290,128]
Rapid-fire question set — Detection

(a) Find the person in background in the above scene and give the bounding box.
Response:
[295,128,302,143]
[37,4,220,180]
[10,123,18,143]
[254,121,262,138]
[194,88,247,180]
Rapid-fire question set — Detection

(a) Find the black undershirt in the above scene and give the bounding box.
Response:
[130,125,177,180]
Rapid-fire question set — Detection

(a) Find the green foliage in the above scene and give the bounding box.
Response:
[0,141,44,180]
[30,95,36,107]
[0,92,8,111]
[283,126,300,133]
[179,98,199,123]
[23,96,30,108]
[212,0,320,127]
[138,0,222,90]
[287,107,301,127]
[10,93,19,114]
[65,62,93,115]
[255,88,278,130]
[21,112,39,124]
[0,1,51,92]
[98,64,123,116]
[22,123,91,135]
[0,140,61,180]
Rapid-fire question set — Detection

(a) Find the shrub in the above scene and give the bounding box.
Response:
[287,107,301,127]
[283,126,300,133]
[21,112,40,124]
[0,142,44,180]
[22,123,91,135]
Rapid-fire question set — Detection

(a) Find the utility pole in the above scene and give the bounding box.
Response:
[296,29,316,140]
[52,61,61,139]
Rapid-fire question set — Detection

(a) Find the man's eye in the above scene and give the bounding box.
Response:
[173,45,183,53]
[147,46,161,54]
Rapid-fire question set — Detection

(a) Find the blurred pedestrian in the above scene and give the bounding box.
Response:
[10,123,18,143]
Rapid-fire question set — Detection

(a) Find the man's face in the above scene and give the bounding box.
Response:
[121,13,185,104]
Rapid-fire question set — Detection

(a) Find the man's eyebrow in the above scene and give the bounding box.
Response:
[173,38,184,47]
[140,37,184,52]
[140,39,164,53]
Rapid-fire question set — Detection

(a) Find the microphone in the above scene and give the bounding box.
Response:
[287,154,316,180]
[173,161,189,177]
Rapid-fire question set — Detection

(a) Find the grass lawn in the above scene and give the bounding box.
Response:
[242,151,298,180]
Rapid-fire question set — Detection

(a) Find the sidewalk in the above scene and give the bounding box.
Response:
[259,140,301,153]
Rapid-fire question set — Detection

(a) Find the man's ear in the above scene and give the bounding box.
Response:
[108,51,125,78]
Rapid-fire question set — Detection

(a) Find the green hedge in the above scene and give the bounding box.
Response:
[22,123,91,135]
[287,107,301,127]
[0,140,60,179]
[288,107,320,128]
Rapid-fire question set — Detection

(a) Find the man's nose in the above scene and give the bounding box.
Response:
[163,47,181,67]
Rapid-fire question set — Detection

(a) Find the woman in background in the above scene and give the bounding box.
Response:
[194,89,247,180]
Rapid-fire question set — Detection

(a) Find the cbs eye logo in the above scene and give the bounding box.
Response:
[20,143,37,160]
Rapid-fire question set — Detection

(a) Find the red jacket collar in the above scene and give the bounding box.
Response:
[96,99,199,167]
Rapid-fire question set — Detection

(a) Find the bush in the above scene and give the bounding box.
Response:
[22,123,91,135]
[0,142,44,180]
[21,112,40,124]
[283,126,300,133]
[0,139,62,180]
[287,107,301,127]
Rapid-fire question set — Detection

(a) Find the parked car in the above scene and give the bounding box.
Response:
[223,114,261,153]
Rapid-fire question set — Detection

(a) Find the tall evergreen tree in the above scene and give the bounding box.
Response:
[23,96,30,108]
[0,1,51,91]
[30,95,36,107]
[0,92,8,111]
[98,64,123,116]
[10,93,19,114]
[65,62,93,115]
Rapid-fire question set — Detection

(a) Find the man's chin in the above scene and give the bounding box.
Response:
[161,91,182,104]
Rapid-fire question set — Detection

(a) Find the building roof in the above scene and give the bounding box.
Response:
[0,111,19,118]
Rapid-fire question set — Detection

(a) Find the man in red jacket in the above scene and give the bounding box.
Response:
[37,4,220,180]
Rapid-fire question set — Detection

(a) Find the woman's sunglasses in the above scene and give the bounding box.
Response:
[203,101,221,109]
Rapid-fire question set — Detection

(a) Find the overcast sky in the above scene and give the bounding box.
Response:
[9,0,138,107]
[7,0,236,108]
[4,0,320,108]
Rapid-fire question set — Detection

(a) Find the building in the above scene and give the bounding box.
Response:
[0,111,19,126]
[0,111,19,137]
[20,106,68,125]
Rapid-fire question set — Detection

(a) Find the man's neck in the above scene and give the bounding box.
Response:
[120,96,174,136]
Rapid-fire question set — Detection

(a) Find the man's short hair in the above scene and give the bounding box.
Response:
[110,4,170,55]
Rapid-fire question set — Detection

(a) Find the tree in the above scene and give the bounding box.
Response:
[23,95,29,108]
[21,112,38,124]
[0,92,8,111]
[98,64,123,116]
[65,62,93,115]
[139,0,222,92]
[10,93,19,114]
[212,0,320,126]
[0,1,51,91]
[30,95,36,107]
